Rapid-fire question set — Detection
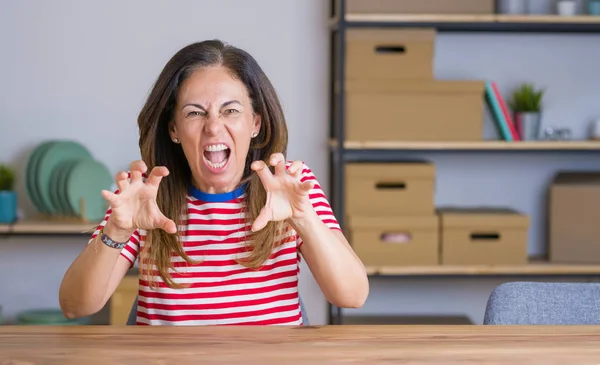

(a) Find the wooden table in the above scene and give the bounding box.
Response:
[2,325,600,364]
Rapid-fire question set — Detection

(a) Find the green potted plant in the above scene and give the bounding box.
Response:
[510,83,545,141]
[0,164,17,224]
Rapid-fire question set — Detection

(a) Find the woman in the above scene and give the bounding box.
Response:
[59,40,368,326]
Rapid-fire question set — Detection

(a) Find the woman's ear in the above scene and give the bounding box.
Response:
[252,114,261,137]
[168,121,179,143]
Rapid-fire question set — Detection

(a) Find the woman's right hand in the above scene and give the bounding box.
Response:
[100,160,177,236]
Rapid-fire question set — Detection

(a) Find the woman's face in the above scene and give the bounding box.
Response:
[170,65,261,194]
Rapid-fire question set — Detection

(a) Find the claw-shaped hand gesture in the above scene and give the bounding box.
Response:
[101,160,177,235]
[250,153,314,232]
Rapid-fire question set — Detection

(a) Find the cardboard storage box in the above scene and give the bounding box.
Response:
[345,79,485,142]
[345,162,435,215]
[109,274,138,325]
[346,0,495,14]
[348,215,439,266]
[346,28,435,81]
[439,208,529,265]
[549,172,600,264]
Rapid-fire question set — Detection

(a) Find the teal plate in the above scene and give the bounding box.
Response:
[25,141,56,213]
[49,159,76,216]
[58,160,81,216]
[65,159,112,222]
[35,141,93,215]
[17,309,89,325]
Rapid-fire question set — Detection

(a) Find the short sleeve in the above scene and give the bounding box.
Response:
[291,162,341,248]
[89,192,141,268]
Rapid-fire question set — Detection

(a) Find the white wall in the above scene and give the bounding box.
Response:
[0,0,331,324]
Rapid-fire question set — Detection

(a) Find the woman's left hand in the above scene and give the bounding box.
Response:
[250,153,314,232]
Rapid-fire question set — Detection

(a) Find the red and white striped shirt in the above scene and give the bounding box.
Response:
[91,162,340,325]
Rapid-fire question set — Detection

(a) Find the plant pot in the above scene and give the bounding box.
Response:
[557,0,577,16]
[0,190,17,223]
[589,0,600,15]
[499,0,527,14]
[514,112,542,141]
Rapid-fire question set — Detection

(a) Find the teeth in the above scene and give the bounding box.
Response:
[203,155,228,169]
[204,144,228,152]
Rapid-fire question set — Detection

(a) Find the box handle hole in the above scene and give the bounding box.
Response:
[380,232,412,243]
[375,182,406,190]
[470,232,500,241]
[375,45,406,54]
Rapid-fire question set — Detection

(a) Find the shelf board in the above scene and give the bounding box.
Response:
[495,14,600,23]
[346,14,497,23]
[341,13,600,32]
[345,14,600,24]
[330,140,600,151]
[366,261,600,276]
[0,219,99,236]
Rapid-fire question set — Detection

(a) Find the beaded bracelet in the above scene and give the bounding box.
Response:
[99,228,128,250]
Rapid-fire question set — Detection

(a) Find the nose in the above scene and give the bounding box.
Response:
[203,113,223,136]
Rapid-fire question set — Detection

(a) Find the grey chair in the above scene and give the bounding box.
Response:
[126,296,309,325]
[483,281,600,325]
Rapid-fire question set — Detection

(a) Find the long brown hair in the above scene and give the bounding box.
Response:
[137,40,288,288]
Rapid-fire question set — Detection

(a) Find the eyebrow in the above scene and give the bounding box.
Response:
[182,100,242,110]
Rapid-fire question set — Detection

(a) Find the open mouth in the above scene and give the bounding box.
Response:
[202,143,231,170]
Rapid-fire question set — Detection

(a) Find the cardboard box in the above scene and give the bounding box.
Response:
[348,215,439,266]
[346,0,495,14]
[439,208,529,265]
[346,162,435,215]
[345,79,485,141]
[109,274,138,325]
[549,172,600,264]
[346,28,435,81]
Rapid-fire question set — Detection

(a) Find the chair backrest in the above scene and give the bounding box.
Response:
[483,281,600,325]
[126,295,309,325]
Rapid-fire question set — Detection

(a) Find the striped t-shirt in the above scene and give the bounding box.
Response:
[91,162,340,325]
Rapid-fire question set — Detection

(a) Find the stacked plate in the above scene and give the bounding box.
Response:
[16,309,90,325]
[26,140,113,222]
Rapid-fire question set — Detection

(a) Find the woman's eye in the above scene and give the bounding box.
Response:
[186,111,202,117]
[224,109,240,114]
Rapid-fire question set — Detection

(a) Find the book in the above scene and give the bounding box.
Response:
[484,81,513,141]
[491,81,520,141]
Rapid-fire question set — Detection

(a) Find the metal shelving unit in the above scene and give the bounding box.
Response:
[327,0,600,325]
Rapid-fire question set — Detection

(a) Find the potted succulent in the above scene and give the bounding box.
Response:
[0,164,17,224]
[509,83,545,141]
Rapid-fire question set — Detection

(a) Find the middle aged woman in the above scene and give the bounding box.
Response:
[59,39,369,325]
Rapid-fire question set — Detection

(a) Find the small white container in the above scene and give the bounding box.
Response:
[557,0,577,16]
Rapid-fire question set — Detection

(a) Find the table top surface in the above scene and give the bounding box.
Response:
[2,325,600,364]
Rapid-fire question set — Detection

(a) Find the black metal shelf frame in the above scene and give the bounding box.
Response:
[326,0,600,325]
